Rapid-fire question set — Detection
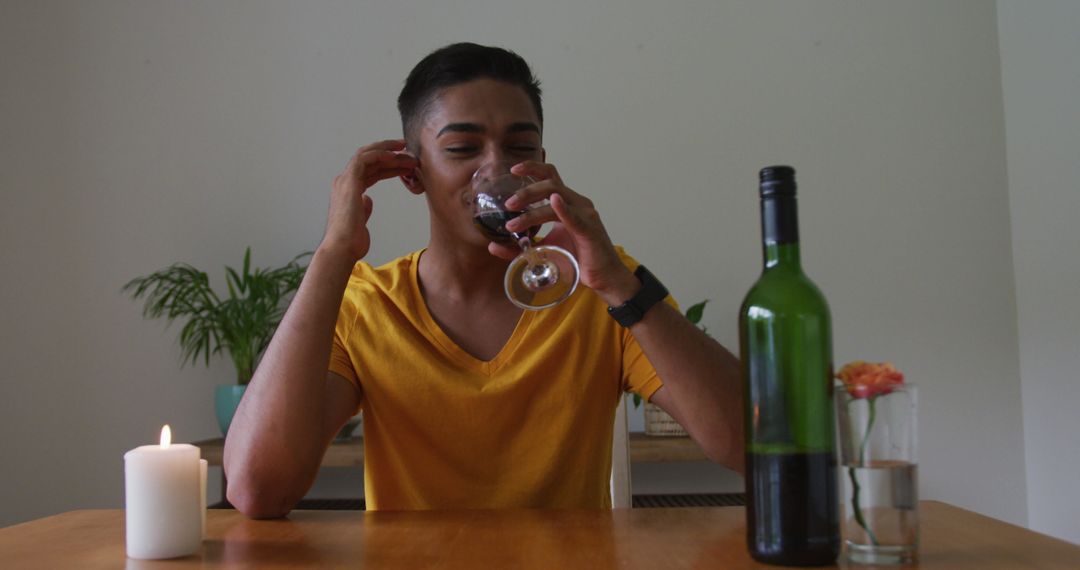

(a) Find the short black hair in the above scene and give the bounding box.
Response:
[397,43,543,151]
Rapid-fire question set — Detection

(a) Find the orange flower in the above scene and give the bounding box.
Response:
[836,361,904,399]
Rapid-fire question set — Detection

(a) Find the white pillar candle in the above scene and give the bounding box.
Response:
[124,425,203,559]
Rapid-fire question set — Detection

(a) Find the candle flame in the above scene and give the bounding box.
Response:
[160,424,172,448]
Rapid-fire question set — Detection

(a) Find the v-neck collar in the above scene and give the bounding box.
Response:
[409,250,537,376]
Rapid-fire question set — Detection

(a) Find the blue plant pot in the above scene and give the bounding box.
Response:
[214,384,247,435]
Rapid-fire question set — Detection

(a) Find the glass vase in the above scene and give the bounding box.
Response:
[836,383,918,564]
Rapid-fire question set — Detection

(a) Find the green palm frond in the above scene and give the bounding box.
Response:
[123,247,312,384]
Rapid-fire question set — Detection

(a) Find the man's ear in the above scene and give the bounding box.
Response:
[401,168,425,195]
[542,148,547,162]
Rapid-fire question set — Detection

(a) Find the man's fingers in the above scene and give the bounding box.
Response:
[364,139,408,152]
[505,203,555,233]
[504,180,564,210]
[549,193,586,233]
[362,194,374,221]
[487,241,519,261]
[510,160,562,184]
[363,166,415,187]
[346,140,415,181]
[360,150,417,168]
[347,141,418,188]
[345,139,404,168]
[508,192,592,237]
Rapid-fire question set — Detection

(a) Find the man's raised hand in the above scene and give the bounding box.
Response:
[322,140,418,261]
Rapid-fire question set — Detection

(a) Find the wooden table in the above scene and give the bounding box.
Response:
[2,502,1076,568]
[193,433,708,467]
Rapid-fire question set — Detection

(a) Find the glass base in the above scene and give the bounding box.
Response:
[504,244,579,310]
[845,541,917,565]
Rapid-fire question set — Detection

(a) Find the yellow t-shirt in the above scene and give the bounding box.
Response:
[328,248,672,510]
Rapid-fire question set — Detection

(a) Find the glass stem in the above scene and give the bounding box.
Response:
[516,235,541,267]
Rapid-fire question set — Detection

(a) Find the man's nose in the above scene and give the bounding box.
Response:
[479,149,515,173]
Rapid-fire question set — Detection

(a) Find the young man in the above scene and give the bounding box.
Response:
[223,43,743,517]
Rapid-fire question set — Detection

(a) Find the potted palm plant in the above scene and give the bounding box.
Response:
[123,248,310,434]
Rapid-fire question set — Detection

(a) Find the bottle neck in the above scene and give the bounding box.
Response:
[761,195,801,269]
[763,242,802,269]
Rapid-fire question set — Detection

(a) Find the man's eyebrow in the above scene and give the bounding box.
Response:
[507,122,541,134]
[436,123,484,137]
[436,122,541,138]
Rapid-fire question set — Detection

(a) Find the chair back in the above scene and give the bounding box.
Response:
[610,396,632,508]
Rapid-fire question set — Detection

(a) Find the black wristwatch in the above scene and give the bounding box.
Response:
[607,265,669,327]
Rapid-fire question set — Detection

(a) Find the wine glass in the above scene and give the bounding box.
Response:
[467,162,580,310]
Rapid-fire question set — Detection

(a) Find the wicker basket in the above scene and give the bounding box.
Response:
[643,402,688,437]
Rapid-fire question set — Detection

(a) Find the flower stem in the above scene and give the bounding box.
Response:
[859,396,877,465]
[849,395,880,546]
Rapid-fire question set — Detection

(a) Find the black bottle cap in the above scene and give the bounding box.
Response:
[759,165,797,197]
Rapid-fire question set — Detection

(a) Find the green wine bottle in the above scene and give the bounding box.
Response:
[739,165,839,565]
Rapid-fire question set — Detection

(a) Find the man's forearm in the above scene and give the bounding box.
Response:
[223,245,358,516]
[628,302,745,473]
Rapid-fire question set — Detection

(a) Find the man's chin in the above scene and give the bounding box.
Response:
[459,233,501,253]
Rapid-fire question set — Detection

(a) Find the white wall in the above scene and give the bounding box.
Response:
[998,0,1080,544]
[1,1,1029,528]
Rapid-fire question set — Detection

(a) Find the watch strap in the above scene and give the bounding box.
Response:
[607,265,669,327]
